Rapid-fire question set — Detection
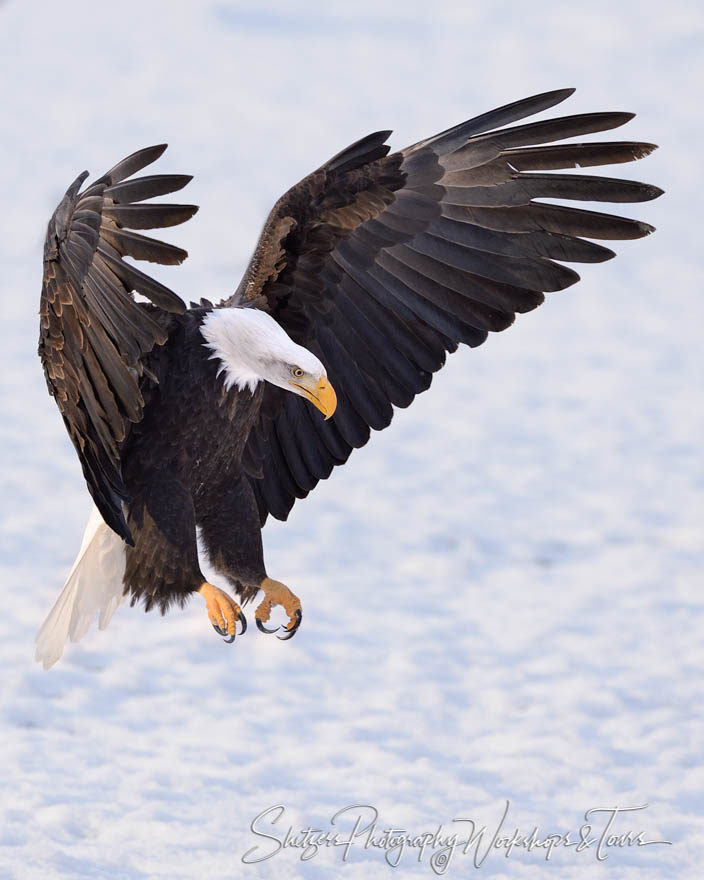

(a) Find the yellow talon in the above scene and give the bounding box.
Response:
[198,582,246,641]
[255,577,302,639]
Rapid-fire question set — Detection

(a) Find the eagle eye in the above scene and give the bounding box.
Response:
[291,367,304,378]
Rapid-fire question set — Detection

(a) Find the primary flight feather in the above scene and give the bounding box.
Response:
[36,88,661,668]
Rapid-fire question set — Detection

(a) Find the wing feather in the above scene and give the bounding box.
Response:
[39,147,197,540]
[221,90,660,522]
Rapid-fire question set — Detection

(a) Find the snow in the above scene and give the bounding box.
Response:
[0,0,702,878]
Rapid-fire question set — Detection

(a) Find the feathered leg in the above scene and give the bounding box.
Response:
[196,476,302,639]
[124,476,202,611]
[124,473,245,641]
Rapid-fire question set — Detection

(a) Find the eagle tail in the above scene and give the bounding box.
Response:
[35,505,127,670]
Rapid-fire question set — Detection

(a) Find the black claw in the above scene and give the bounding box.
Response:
[256,618,279,634]
[212,617,243,643]
[277,609,302,641]
[277,627,297,641]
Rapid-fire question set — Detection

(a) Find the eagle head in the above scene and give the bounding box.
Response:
[200,307,337,419]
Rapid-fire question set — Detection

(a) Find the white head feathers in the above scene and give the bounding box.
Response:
[200,307,326,394]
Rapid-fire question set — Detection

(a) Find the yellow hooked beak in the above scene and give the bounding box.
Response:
[290,376,337,420]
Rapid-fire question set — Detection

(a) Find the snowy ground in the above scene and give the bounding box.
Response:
[0,1,702,878]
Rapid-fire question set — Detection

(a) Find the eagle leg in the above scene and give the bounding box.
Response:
[254,577,303,640]
[199,582,247,643]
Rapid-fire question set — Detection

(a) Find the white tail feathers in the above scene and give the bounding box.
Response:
[35,505,127,670]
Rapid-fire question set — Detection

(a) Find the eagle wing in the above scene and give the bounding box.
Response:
[224,88,662,524]
[39,145,198,542]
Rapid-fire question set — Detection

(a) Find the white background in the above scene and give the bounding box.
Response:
[0,1,702,877]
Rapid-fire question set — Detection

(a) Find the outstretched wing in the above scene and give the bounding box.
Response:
[39,145,198,542]
[225,88,661,524]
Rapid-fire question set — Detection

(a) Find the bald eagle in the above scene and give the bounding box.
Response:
[35,88,661,668]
